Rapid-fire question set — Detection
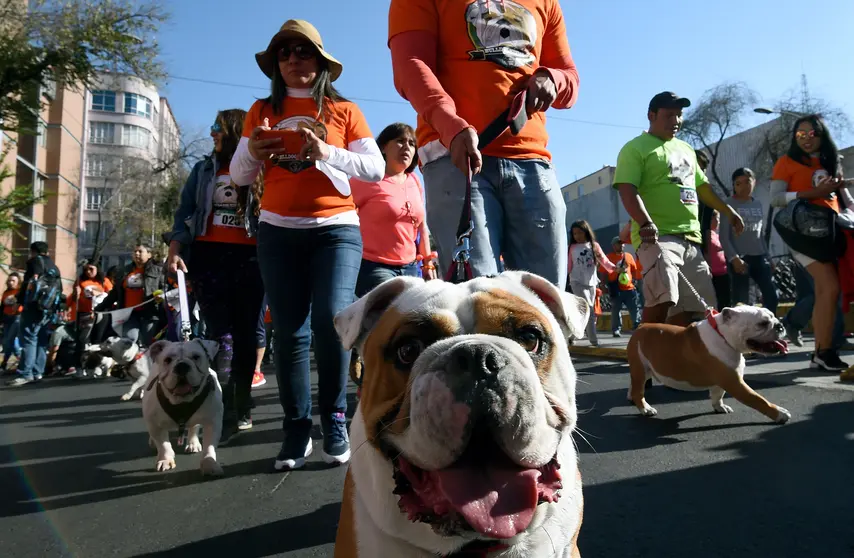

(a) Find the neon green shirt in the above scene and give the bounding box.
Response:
[613,132,708,247]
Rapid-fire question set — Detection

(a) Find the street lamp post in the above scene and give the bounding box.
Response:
[753,107,807,118]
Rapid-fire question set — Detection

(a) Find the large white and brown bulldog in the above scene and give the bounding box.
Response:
[627,305,791,423]
[332,271,590,558]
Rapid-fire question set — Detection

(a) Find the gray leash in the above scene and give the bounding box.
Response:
[649,241,715,314]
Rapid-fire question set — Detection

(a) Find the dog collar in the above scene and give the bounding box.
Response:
[706,310,732,348]
[134,351,146,362]
[445,540,510,557]
[155,375,214,432]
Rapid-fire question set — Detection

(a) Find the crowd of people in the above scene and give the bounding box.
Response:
[3,2,854,477]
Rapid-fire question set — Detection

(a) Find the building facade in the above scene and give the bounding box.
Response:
[561,166,625,246]
[79,73,179,271]
[0,83,86,288]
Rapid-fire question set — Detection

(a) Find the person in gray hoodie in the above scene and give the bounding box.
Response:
[720,167,779,315]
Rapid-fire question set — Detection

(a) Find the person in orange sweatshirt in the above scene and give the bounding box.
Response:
[389,0,579,288]
[1,273,23,371]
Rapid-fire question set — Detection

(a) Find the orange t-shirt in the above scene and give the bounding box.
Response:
[388,0,574,160]
[593,288,602,316]
[123,267,145,309]
[772,155,840,213]
[242,98,373,218]
[196,165,255,245]
[604,252,638,291]
[2,288,21,316]
[76,278,112,314]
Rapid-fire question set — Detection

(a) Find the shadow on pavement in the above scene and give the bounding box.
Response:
[131,502,342,558]
[579,399,854,556]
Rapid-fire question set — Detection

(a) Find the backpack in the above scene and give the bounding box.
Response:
[26,256,63,312]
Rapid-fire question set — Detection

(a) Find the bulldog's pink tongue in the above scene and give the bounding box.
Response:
[432,460,540,539]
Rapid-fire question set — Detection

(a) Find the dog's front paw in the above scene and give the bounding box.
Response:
[774,407,791,424]
[200,456,224,477]
[640,405,658,417]
[120,392,132,401]
[138,390,144,400]
[713,403,734,414]
[185,439,202,454]
[155,458,176,472]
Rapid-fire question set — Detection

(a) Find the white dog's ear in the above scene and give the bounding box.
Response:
[503,271,590,340]
[148,340,170,362]
[194,339,220,362]
[334,276,424,350]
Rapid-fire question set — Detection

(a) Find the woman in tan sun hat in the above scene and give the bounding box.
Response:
[231,19,384,472]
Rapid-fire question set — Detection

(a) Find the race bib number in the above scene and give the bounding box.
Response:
[212,210,244,228]
[680,187,698,205]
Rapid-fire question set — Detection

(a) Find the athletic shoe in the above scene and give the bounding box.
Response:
[237,417,253,431]
[6,376,31,387]
[274,422,313,471]
[251,371,266,388]
[321,412,350,465]
[811,349,848,371]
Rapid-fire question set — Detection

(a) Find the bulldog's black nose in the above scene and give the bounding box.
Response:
[174,362,192,377]
[774,321,784,334]
[449,343,507,379]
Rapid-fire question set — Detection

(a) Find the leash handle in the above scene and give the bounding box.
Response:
[176,270,192,342]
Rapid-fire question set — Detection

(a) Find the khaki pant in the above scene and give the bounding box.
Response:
[636,235,717,315]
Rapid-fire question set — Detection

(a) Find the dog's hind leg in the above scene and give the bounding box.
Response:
[709,386,733,414]
[150,428,176,472]
[184,425,203,454]
[199,420,224,476]
[628,343,657,416]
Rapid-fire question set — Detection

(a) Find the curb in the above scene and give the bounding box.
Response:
[569,345,628,361]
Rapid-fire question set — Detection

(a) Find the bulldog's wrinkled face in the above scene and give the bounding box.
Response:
[718,306,788,356]
[334,271,589,541]
[148,339,218,403]
[101,336,140,364]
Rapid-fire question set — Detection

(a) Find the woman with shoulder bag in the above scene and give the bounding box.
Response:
[231,20,385,471]
[770,114,854,371]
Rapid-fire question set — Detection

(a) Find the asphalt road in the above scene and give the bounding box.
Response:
[1,358,853,558]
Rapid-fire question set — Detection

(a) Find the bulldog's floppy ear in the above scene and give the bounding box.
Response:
[334,276,424,350]
[502,271,590,340]
[194,339,220,362]
[148,340,170,363]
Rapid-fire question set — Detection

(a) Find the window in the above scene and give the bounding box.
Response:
[124,93,153,119]
[577,185,584,198]
[86,187,112,210]
[86,154,121,178]
[89,122,116,144]
[81,220,113,245]
[91,90,116,112]
[31,224,47,244]
[42,78,56,101]
[598,176,602,185]
[122,124,151,149]
[37,120,47,148]
[34,175,44,198]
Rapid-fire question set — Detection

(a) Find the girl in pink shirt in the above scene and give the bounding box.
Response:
[706,210,731,309]
[351,123,437,297]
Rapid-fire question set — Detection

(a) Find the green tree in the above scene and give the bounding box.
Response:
[0,0,168,131]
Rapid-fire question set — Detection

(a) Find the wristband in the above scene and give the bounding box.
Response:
[422,251,439,264]
[422,264,436,271]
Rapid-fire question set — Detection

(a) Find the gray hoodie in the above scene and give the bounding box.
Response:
[720,197,768,261]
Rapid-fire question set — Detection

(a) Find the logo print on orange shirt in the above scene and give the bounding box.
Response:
[465,0,536,69]
[270,117,329,173]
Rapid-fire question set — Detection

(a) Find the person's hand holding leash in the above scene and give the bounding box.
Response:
[639,221,659,244]
[526,70,557,115]
[450,127,482,177]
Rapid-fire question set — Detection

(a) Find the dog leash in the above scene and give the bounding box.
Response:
[176,270,192,342]
[648,238,716,316]
[445,90,529,284]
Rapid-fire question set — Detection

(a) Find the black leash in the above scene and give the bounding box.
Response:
[445,90,529,284]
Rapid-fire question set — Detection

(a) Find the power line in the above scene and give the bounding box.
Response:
[168,74,641,129]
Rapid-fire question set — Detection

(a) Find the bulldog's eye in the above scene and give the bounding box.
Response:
[517,327,543,353]
[164,357,173,365]
[395,339,424,369]
[192,354,200,360]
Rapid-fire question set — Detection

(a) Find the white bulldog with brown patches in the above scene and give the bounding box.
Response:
[627,305,791,423]
[332,271,590,558]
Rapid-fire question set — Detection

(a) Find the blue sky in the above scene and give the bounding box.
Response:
[156,0,854,187]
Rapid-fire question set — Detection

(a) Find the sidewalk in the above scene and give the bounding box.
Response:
[569,330,854,392]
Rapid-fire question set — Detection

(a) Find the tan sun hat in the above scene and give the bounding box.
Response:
[255,19,343,82]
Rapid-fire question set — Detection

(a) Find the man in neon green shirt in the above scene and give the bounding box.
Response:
[614,92,744,326]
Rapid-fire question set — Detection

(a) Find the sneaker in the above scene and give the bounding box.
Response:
[811,349,848,372]
[613,331,622,338]
[6,376,31,387]
[237,417,253,431]
[251,371,266,388]
[784,322,804,348]
[321,412,350,465]
[274,424,313,471]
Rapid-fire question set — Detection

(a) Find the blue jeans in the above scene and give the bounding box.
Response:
[2,314,21,366]
[730,255,779,315]
[611,289,640,333]
[356,260,418,298]
[17,308,49,380]
[785,262,844,348]
[422,156,567,288]
[257,223,362,430]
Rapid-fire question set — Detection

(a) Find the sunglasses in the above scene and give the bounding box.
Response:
[277,44,316,61]
[210,122,223,133]
[796,130,819,140]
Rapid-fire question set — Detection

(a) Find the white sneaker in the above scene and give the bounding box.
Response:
[274,437,313,471]
[6,376,31,387]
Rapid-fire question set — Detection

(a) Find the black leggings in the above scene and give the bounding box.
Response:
[190,241,265,419]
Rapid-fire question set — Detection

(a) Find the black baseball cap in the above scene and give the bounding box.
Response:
[648,91,691,112]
